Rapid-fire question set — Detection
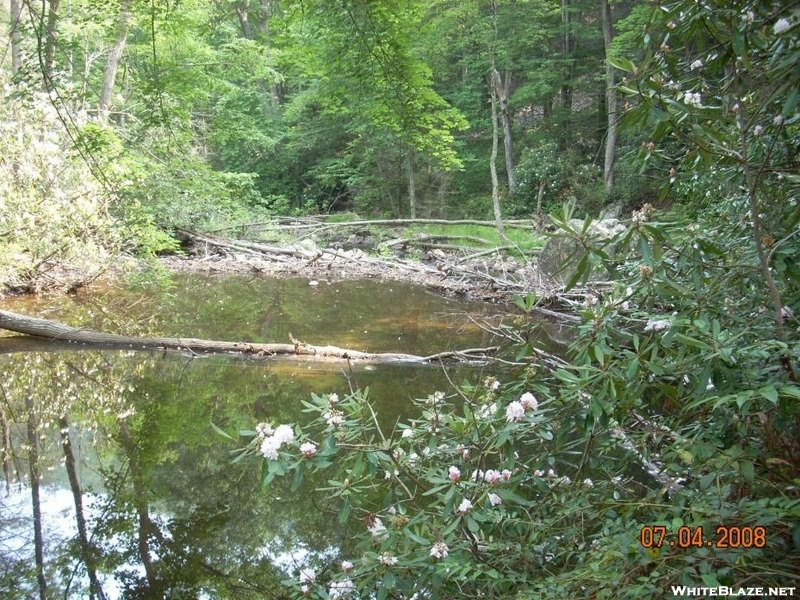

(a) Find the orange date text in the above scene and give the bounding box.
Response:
[639,525,766,549]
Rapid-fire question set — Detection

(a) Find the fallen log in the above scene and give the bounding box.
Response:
[0,309,498,364]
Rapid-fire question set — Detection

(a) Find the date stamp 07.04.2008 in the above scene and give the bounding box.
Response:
[639,525,766,550]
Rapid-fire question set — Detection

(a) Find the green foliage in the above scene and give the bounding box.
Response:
[0,80,122,292]
[238,199,800,597]
[231,5,800,593]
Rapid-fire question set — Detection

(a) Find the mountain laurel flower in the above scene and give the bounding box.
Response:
[458,498,473,513]
[534,469,544,477]
[300,584,310,595]
[426,391,445,405]
[324,409,345,427]
[488,492,502,507]
[402,428,414,438]
[299,442,317,458]
[547,469,557,478]
[430,541,449,559]
[341,560,354,572]
[501,469,513,481]
[273,424,295,445]
[519,392,538,411]
[368,517,387,538]
[379,552,398,566]
[644,318,671,332]
[506,401,525,422]
[329,579,355,599]
[328,393,339,404]
[484,469,501,485]
[774,18,791,34]
[484,377,501,391]
[583,478,595,488]
[753,124,764,136]
[260,436,281,460]
[683,91,702,107]
[448,466,461,483]
[774,114,785,126]
[299,568,315,584]
[478,403,497,419]
[255,422,274,437]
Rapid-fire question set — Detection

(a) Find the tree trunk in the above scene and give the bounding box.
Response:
[560,0,573,148]
[26,396,47,600]
[493,69,516,192]
[97,0,133,124]
[10,0,22,75]
[406,149,417,219]
[489,73,506,239]
[60,417,105,600]
[1,400,16,494]
[0,309,498,364]
[600,0,617,192]
[535,178,547,230]
[489,1,506,239]
[43,0,61,81]
[118,421,162,595]
[236,0,279,113]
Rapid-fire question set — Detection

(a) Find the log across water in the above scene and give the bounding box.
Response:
[0,309,498,364]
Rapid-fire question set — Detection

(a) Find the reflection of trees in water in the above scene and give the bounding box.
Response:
[0,350,351,598]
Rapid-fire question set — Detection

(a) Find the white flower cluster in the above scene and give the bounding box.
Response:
[683,91,702,107]
[774,18,791,35]
[430,541,449,559]
[329,578,355,599]
[258,423,295,460]
[643,318,672,332]
[506,392,539,422]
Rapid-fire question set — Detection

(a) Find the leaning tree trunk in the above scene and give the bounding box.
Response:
[118,421,162,595]
[60,417,105,600]
[97,0,132,124]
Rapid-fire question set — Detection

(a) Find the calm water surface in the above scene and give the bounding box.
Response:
[0,273,558,598]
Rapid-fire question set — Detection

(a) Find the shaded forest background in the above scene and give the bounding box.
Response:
[1,0,656,242]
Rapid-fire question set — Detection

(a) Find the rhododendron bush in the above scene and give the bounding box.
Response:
[0,78,121,292]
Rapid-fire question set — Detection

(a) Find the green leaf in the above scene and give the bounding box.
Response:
[338,501,351,523]
[609,57,636,73]
[383,570,396,590]
[564,253,589,292]
[782,87,799,117]
[210,422,235,441]
[758,385,779,404]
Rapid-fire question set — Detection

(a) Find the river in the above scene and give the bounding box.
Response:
[0,273,560,598]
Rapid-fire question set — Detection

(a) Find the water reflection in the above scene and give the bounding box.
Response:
[0,274,542,598]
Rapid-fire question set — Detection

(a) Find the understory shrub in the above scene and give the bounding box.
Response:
[0,81,123,293]
[229,201,799,597]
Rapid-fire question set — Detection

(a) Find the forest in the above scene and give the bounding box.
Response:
[0,0,799,598]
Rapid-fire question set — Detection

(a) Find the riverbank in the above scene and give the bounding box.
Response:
[157,243,553,305]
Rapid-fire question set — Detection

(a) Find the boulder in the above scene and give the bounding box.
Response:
[538,218,625,282]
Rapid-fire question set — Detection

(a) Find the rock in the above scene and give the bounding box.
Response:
[539,218,625,282]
